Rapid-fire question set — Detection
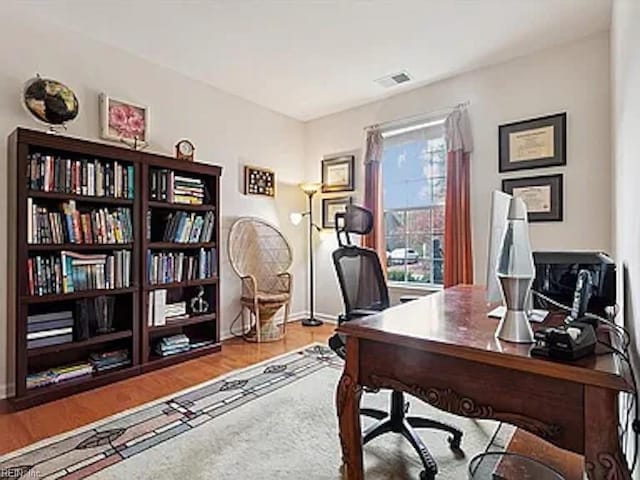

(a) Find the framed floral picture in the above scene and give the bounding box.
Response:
[100,94,149,146]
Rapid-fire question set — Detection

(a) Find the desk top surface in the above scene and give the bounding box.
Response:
[337,285,630,391]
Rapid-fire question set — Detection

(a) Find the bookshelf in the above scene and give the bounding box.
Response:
[7,128,222,408]
[141,153,221,371]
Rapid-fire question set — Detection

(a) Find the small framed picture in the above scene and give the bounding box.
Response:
[100,94,150,146]
[499,113,566,172]
[502,174,563,222]
[322,196,351,229]
[322,155,355,193]
[244,165,275,197]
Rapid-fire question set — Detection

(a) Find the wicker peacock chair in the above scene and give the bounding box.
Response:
[228,217,293,342]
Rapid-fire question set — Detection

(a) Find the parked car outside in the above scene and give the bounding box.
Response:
[388,248,420,265]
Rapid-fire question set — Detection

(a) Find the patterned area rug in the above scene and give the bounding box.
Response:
[0,344,512,479]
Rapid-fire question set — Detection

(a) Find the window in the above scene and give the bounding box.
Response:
[382,120,446,286]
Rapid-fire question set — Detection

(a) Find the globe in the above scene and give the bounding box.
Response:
[23,76,79,126]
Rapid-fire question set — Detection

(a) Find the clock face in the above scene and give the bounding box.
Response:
[178,141,193,156]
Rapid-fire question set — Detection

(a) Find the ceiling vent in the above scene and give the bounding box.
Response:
[375,71,412,88]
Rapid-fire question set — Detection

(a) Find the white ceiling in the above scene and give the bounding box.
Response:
[13,0,611,121]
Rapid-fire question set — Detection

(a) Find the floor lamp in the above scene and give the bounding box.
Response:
[290,182,323,327]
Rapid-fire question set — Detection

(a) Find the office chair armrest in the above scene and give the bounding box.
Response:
[276,272,292,292]
[240,275,258,298]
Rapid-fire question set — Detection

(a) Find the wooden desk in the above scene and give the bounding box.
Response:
[336,285,632,479]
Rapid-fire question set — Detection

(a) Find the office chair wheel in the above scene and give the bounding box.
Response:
[448,432,463,451]
[420,470,436,480]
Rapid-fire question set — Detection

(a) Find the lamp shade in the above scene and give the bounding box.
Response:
[290,212,303,226]
[299,182,322,195]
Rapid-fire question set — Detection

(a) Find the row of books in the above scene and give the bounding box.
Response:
[27,311,74,349]
[27,152,134,199]
[26,349,131,389]
[154,334,190,357]
[150,169,206,205]
[147,290,189,326]
[27,250,132,296]
[27,362,94,389]
[160,210,215,243]
[89,349,131,372]
[147,248,216,285]
[27,199,133,245]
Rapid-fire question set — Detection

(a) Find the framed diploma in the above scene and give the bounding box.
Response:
[322,196,352,229]
[322,155,355,193]
[499,113,566,172]
[502,174,563,222]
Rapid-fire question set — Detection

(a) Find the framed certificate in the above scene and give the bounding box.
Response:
[322,196,351,229]
[502,174,563,222]
[499,113,566,172]
[322,155,355,193]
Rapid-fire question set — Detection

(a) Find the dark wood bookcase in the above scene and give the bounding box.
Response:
[7,128,222,409]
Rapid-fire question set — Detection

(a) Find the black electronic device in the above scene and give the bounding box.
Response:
[567,269,594,325]
[531,321,597,361]
[532,251,615,317]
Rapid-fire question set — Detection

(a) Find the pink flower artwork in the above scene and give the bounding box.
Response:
[107,100,146,140]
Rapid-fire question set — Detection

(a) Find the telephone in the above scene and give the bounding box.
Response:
[531,269,597,361]
[567,269,594,325]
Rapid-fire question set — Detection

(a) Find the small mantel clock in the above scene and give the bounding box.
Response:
[175,139,195,161]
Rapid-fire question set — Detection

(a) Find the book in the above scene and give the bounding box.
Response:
[153,289,167,326]
[27,318,74,333]
[27,333,73,349]
[149,169,206,205]
[147,248,216,285]
[160,210,215,243]
[27,153,134,200]
[28,250,131,296]
[27,201,133,245]
[27,311,74,324]
[27,327,73,340]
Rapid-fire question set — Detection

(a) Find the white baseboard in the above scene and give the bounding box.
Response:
[0,382,15,400]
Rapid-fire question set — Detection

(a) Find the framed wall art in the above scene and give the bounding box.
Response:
[499,112,566,172]
[502,174,563,222]
[100,94,149,147]
[244,165,275,197]
[322,155,354,193]
[322,196,351,229]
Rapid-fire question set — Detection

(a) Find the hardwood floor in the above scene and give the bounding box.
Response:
[0,322,334,455]
[0,321,581,479]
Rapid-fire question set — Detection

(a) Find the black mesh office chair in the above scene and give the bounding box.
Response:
[328,204,463,480]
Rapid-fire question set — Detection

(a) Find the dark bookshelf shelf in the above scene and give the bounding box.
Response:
[149,313,216,333]
[22,287,137,304]
[16,365,138,409]
[148,200,215,212]
[28,190,134,205]
[144,277,218,291]
[147,242,215,250]
[145,342,221,370]
[27,329,133,357]
[27,243,134,252]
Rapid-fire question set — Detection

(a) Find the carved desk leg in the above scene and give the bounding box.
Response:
[336,336,363,480]
[584,386,631,480]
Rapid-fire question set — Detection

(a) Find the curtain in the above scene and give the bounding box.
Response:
[363,129,386,261]
[444,108,474,287]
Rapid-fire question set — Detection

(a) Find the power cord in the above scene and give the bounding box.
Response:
[531,290,638,473]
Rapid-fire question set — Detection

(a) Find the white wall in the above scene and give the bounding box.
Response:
[304,33,612,320]
[0,10,308,397]
[612,2,640,473]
